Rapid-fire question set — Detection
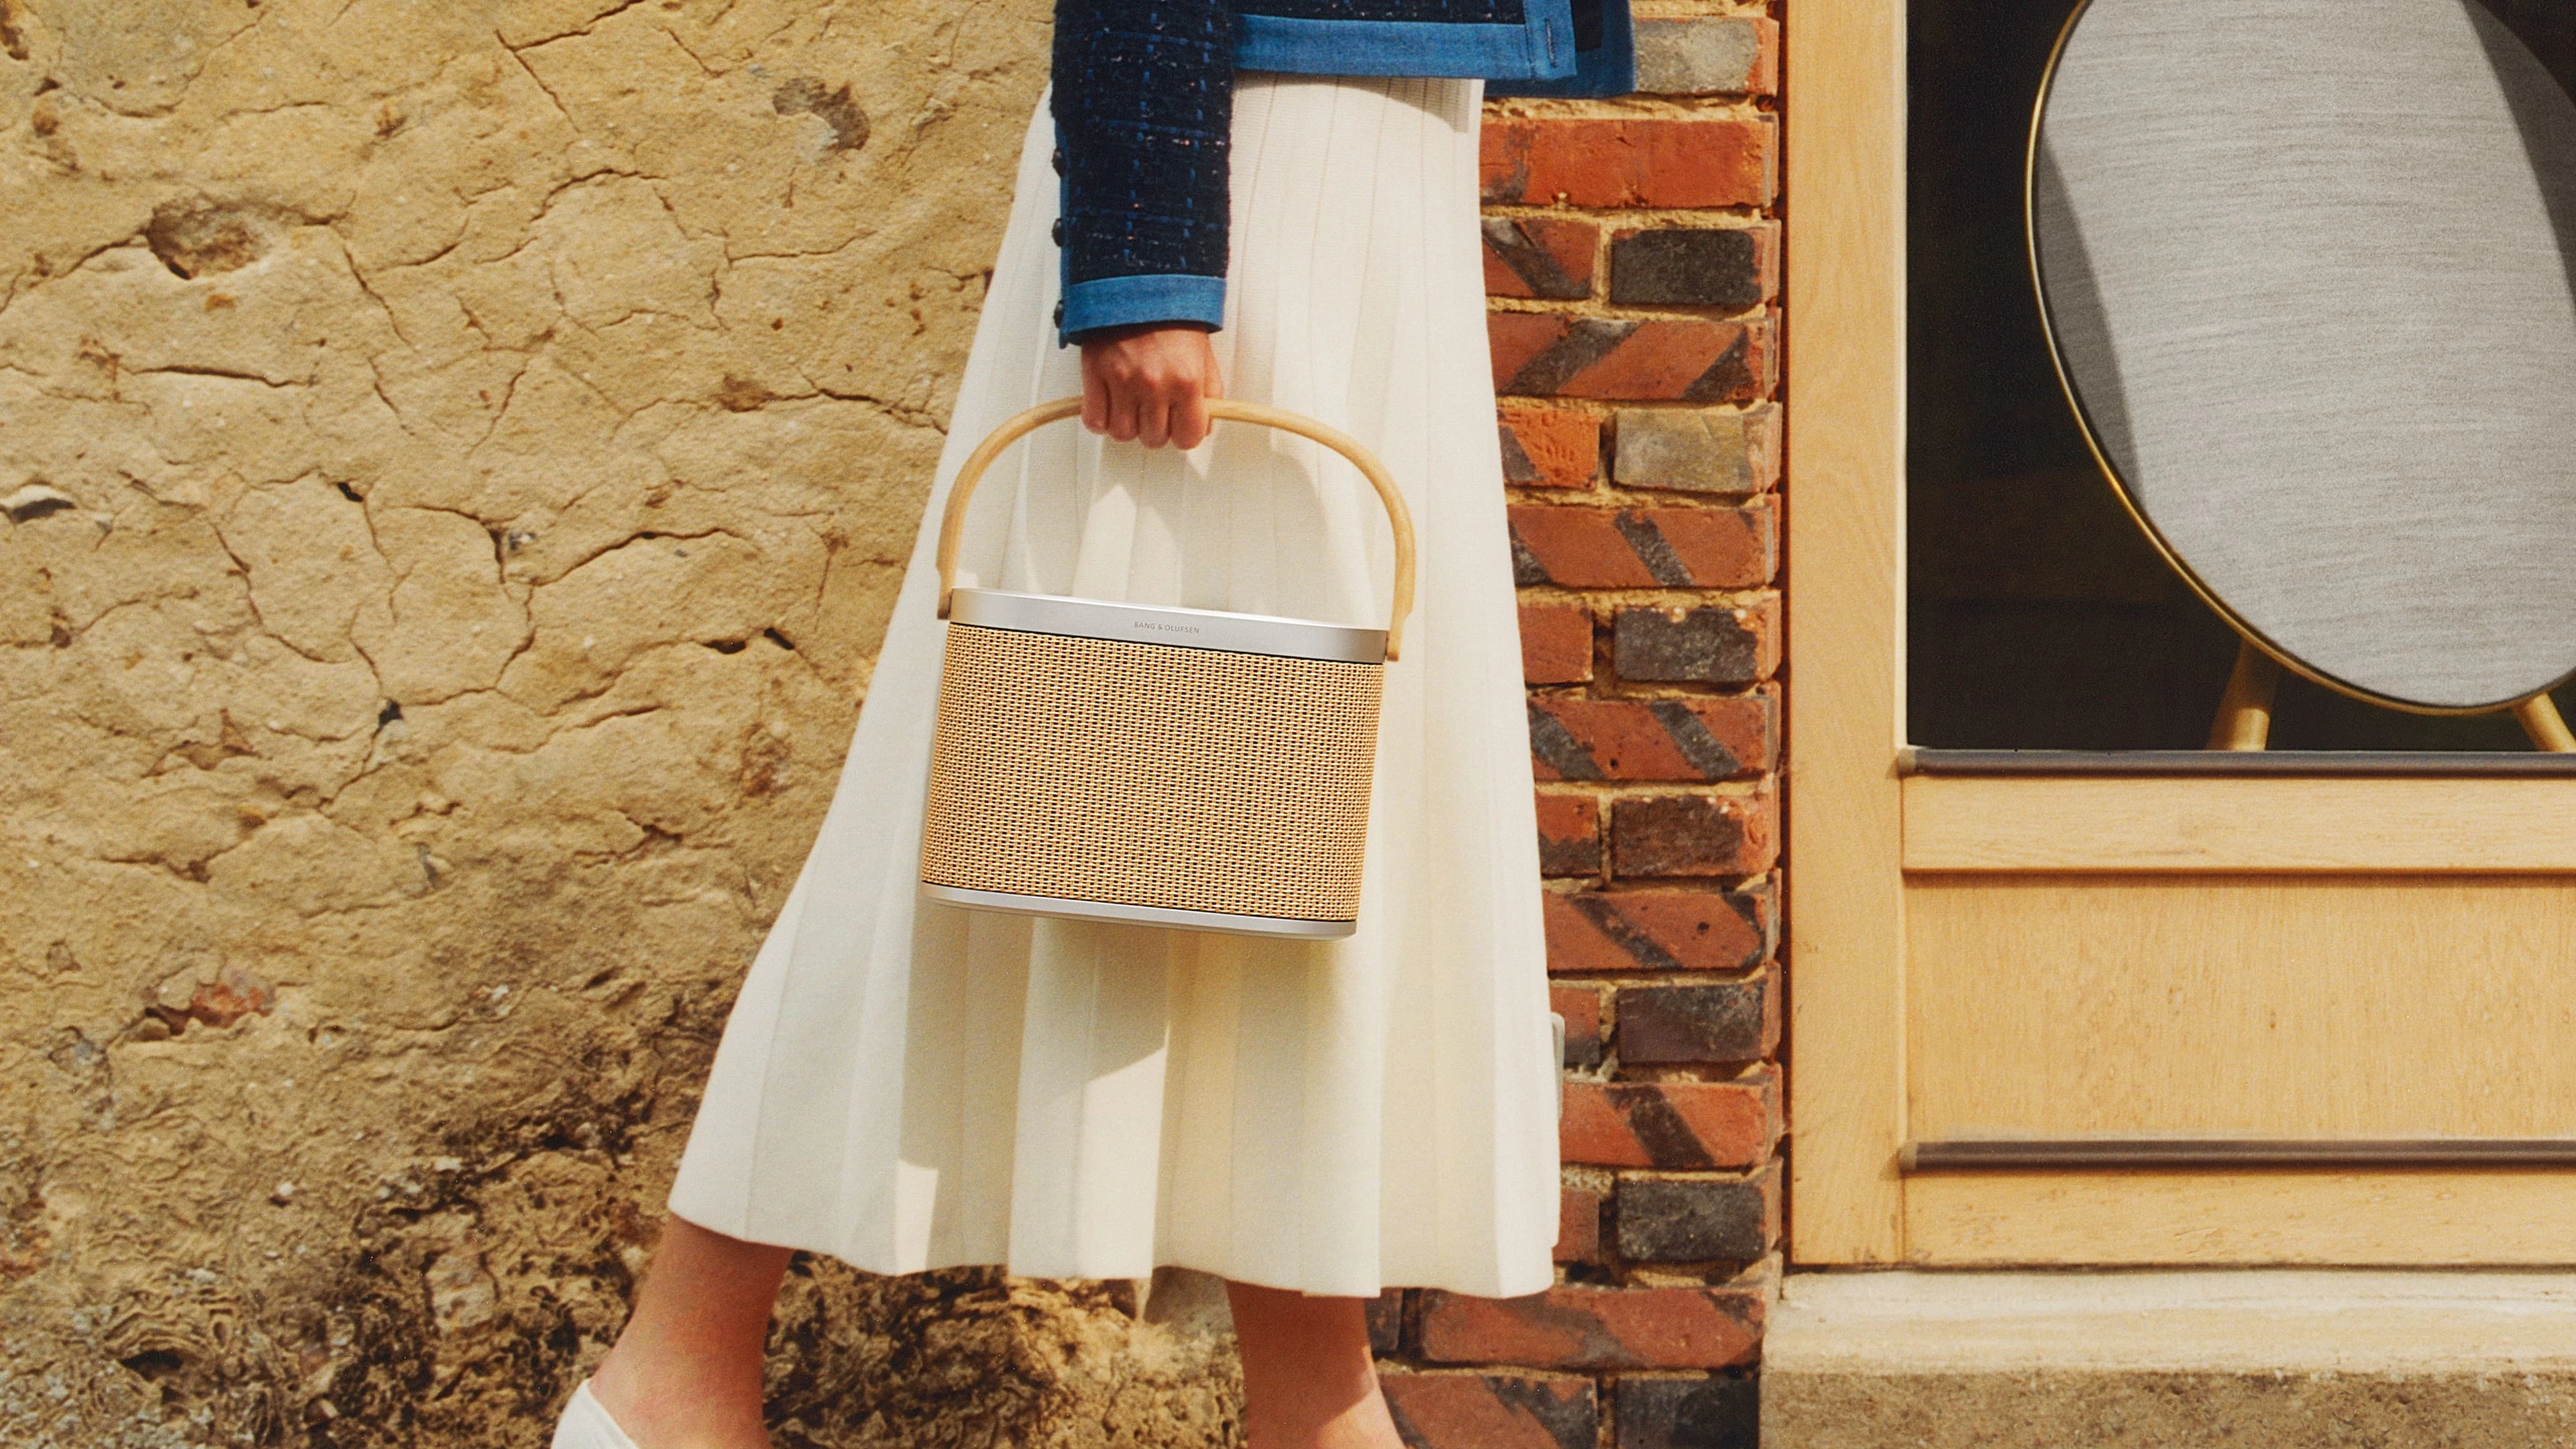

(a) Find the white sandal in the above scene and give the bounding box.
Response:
[549,1381,643,1449]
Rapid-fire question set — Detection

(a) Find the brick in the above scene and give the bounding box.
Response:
[1418,1285,1763,1371]
[1529,698,1772,782]
[1611,792,1778,877]
[1383,1374,1597,1449]
[1614,599,1780,684]
[1613,406,1777,496]
[1614,1165,1780,1263]
[1633,15,1779,97]
[1369,1289,1407,1356]
[1615,977,1776,1063]
[1559,1075,1778,1169]
[1491,314,1772,403]
[1499,405,1603,490]
[1483,216,1598,301]
[1536,792,1601,877]
[1510,504,1774,590]
[1614,1375,1761,1449]
[1608,226,1776,311]
[1544,888,1774,975]
[1556,1186,1605,1264]
[1550,984,1603,1068]
[1481,117,1776,209]
[1519,604,1594,685]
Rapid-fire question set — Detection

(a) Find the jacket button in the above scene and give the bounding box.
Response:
[1051,147,1065,175]
[1051,218,1065,246]
[1053,300,1065,326]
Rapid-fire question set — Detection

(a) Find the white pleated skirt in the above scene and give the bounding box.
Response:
[667,74,1558,1298]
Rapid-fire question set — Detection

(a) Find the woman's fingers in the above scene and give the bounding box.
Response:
[1172,343,1222,449]
[1081,358,1112,437]
[1170,382,1212,451]
[1109,358,1169,446]
[1079,325,1220,449]
[1143,371,1179,445]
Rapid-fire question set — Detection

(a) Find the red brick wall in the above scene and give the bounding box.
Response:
[1375,9,1786,1446]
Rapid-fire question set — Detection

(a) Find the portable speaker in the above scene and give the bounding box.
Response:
[918,397,1417,940]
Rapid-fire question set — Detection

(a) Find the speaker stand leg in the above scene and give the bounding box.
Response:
[2207,641,2281,751]
[2514,695,2576,753]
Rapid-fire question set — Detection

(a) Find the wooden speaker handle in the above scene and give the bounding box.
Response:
[933,396,1420,661]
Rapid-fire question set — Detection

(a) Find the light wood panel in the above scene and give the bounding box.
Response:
[1905,775,2576,872]
[1788,0,2576,1270]
[1783,0,1910,1263]
[1905,875,2576,1140]
[1906,1172,2576,1265]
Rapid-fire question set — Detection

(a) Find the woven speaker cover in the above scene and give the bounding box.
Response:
[921,623,1387,922]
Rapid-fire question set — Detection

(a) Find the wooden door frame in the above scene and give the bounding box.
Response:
[1783,0,1911,1264]
[1777,1,2576,1267]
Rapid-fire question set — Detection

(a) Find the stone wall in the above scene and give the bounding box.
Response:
[1,2,1236,1444]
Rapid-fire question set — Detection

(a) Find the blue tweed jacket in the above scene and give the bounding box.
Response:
[1051,0,1635,343]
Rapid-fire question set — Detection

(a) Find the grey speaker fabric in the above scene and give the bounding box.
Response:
[2033,0,2576,710]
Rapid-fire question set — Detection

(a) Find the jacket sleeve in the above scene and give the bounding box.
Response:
[1051,0,1237,344]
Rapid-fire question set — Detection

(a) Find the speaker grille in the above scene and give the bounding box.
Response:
[921,623,1386,922]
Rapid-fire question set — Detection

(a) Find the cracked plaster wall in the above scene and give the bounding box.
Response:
[0,2,1241,1444]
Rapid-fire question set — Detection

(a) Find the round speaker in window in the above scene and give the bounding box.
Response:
[2030,0,2576,712]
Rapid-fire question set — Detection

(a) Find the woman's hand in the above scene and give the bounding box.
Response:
[1079,325,1225,449]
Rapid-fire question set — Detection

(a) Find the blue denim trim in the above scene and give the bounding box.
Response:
[1485,0,1632,95]
[1233,2,1578,79]
[1058,273,1229,345]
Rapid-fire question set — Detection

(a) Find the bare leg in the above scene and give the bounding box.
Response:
[1225,1281,1403,1449]
[586,1215,793,1449]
